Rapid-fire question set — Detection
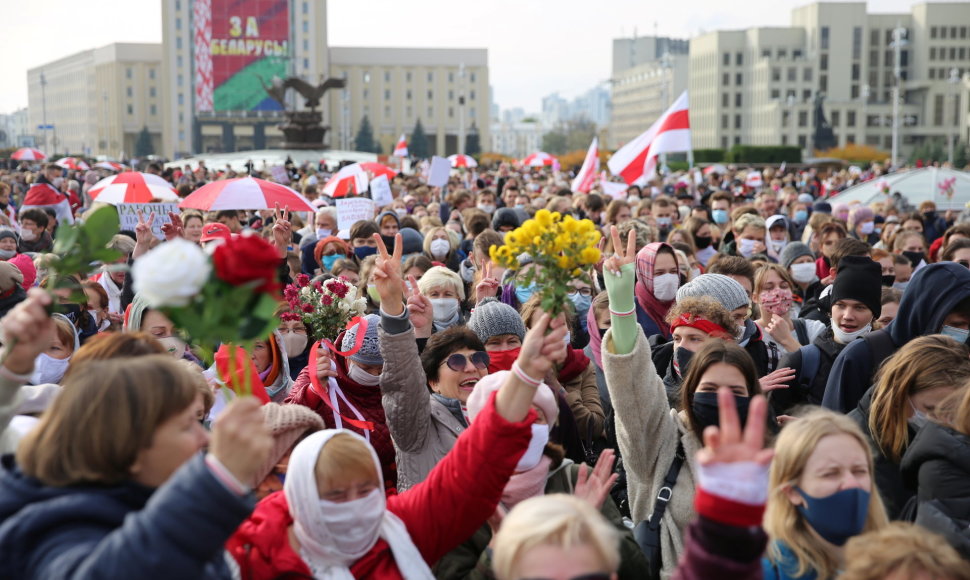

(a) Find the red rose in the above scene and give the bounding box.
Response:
[212,234,281,295]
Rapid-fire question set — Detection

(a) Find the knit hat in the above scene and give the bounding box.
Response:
[676,273,749,311]
[0,228,18,244]
[399,227,425,255]
[797,193,815,204]
[341,313,382,366]
[253,402,325,488]
[468,298,526,343]
[0,262,24,293]
[831,255,882,318]
[467,370,558,425]
[313,235,351,266]
[779,242,815,269]
[813,201,832,214]
[492,208,521,231]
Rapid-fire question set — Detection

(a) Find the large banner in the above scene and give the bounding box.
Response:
[194,0,290,113]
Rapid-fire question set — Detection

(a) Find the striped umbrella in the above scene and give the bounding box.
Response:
[55,157,90,171]
[521,151,556,167]
[89,172,179,204]
[179,177,315,211]
[321,164,369,198]
[11,147,46,161]
[448,154,478,168]
[94,161,127,172]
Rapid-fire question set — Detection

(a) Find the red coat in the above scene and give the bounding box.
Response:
[228,391,534,580]
[284,358,398,493]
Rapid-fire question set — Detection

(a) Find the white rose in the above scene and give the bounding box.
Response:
[132,238,211,307]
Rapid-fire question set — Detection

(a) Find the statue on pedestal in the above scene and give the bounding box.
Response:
[260,75,346,149]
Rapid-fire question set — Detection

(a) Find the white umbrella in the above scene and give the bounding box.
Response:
[827,167,970,211]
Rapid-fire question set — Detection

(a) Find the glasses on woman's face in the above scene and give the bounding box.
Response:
[441,351,490,372]
[567,287,593,297]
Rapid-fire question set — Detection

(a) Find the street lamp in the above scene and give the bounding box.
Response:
[458,62,466,154]
[949,67,961,166]
[861,84,870,146]
[659,51,672,169]
[40,71,48,155]
[889,24,908,168]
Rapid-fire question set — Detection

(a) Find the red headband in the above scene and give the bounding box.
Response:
[670,313,731,339]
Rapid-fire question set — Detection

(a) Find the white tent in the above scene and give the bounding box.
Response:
[827,167,970,210]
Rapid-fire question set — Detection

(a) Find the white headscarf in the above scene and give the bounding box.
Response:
[284,429,433,580]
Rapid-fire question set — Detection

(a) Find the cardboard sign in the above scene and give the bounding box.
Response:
[336,198,375,231]
[270,165,290,184]
[600,181,628,200]
[428,156,451,187]
[370,175,393,207]
[117,203,180,239]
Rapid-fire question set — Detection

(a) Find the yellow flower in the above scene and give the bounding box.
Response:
[580,247,602,265]
[557,256,574,270]
[534,209,553,228]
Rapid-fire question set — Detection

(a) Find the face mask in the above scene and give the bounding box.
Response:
[516,424,550,472]
[0,248,15,260]
[316,228,332,239]
[831,321,872,344]
[759,287,794,316]
[282,332,309,357]
[692,391,751,432]
[30,353,71,385]
[693,235,712,249]
[712,209,729,225]
[893,280,909,292]
[568,292,592,319]
[20,229,36,242]
[652,273,680,302]
[515,283,536,304]
[902,251,925,269]
[690,267,702,280]
[477,204,495,214]
[597,327,609,337]
[908,398,930,430]
[794,210,809,224]
[656,217,672,229]
[321,254,341,271]
[881,274,896,287]
[157,336,187,359]
[923,211,937,220]
[673,347,694,380]
[430,297,460,323]
[394,208,407,218]
[940,324,970,344]
[795,487,870,546]
[348,362,381,386]
[429,239,451,259]
[486,347,520,373]
[791,262,817,284]
[738,238,758,258]
[837,213,850,222]
[318,488,385,555]
[859,221,875,235]
[769,240,788,255]
[514,204,526,210]
[354,246,378,260]
[366,284,381,304]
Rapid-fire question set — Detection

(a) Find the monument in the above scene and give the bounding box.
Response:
[812,92,837,153]
[261,76,346,150]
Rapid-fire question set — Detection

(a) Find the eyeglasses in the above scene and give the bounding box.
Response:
[441,351,490,372]
[567,287,593,297]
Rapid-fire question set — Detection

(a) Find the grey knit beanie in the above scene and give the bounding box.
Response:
[468,298,527,343]
[676,273,749,311]
[342,313,382,366]
[779,242,815,270]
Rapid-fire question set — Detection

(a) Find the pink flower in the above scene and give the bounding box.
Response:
[283,285,299,301]
[313,281,324,292]
[321,295,333,306]
[296,274,311,288]
[302,303,315,313]
[329,280,348,298]
[280,312,301,322]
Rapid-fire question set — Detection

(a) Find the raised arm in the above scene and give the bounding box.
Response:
[0,290,54,435]
[602,226,638,356]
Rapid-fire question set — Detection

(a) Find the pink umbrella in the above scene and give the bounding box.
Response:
[94,161,127,172]
[321,164,369,198]
[55,157,91,171]
[521,152,556,167]
[179,177,315,211]
[89,172,179,204]
[448,154,478,168]
[11,147,46,161]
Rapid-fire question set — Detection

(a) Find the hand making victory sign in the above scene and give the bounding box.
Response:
[371,233,405,316]
[271,203,292,258]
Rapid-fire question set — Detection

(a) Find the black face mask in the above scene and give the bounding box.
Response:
[674,347,694,380]
[598,327,609,337]
[902,251,925,269]
[694,235,713,249]
[923,211,936,220]
[691,391,751,432]
[881,274,896,287]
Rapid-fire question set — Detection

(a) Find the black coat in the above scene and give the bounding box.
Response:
[771,328,845,415]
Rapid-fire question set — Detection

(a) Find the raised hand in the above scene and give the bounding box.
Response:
[0,289,55,375]
[759,366,795,392]
[133,210,156,257]
[405,274,434,337]
[765,314,799,351]
[271,203,292,258]
[314,343,338,382]
[696,387,773,467]
[160,211,184,242]
[209,397,274,487]
[604,225,636,276]
[474,259,500,302]
[372,233,404,315]
[517,312,568,381]
[573,449,619,510]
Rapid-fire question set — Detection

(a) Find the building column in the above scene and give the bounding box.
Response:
[254,124,266,150]
[222,123,235,152]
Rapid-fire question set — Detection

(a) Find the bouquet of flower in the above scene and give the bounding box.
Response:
[490,209,601,317]
[938,177,957,200]
[876,179,891,195]
[282,274,366,342]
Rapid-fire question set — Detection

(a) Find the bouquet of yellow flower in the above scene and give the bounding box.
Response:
[490,209,601,317]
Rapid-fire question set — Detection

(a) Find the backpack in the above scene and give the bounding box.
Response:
[793,318,810,346]
[796,343,822,395]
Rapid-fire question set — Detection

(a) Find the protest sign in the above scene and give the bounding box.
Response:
[370,175,393,207]
[428,156,451,187]
[336,198,375,231]
[117,203,180,239]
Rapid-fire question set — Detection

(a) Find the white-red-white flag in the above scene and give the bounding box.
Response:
[608,91,691,185]
[571,137,599,193]
[393,134,409,157]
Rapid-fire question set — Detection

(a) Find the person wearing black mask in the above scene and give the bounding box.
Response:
[919,201,949,246]
[684,216,717,267]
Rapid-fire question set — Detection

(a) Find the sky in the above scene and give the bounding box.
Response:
[0,0,941,116]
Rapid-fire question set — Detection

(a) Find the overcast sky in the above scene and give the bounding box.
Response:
[0,0,939,116]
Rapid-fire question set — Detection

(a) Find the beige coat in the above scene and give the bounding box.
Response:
[602,328,700,580]
[379,325,466,491]
[560,362,606,440]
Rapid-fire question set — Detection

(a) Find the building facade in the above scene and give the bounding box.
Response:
[610,54,689,147]
[26,44,162,158]
[0,108,34,149]
[490,118,543,159]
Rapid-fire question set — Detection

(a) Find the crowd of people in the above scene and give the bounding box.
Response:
[0,156,969,579]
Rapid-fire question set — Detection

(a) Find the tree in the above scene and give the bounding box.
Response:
[541,118,597,155]
[134,126,154,157]
[354,116,377,153]
[465,123,481,156]
[410,119,429,159]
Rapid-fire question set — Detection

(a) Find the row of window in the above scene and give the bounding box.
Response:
[126,86,157,98]
[760,48,805,60]
[928,67,965,80]
[126,104,157,116]
[769,67,813,83]
[360,88,477,101]
[125,68,155,80]
[359,70,478,84]
[930,26,969,40]
[929,46,969,61]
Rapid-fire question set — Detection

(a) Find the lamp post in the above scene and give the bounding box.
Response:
[949,67,961,166]
[40,71,48,155]
[458,62,465,154]
[658,51,672,170]
[860,84,870,146]
[889,24,908,168]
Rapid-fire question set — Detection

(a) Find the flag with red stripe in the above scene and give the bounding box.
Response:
[393,134,408,157]
[571,137,600,193]
[608,91,691,185]
[22,183,75,224]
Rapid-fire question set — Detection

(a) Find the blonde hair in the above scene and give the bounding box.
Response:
[764,409,889,579]
[417,265,465,301]
[492,494,620,580]
[421,226,457,257]
[753,263,798,299]
[314,432,378,491]
[841,522,970,580]
[734,213,766,234]
[869,335,970,462]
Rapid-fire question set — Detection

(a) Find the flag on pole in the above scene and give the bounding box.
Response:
[571,137,600,193]
[608,91,691,185]
[393,134,409,157]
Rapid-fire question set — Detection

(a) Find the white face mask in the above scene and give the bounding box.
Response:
[790,262,817,284]
[429,239,451,259]
[430,297,460,323]
[831,320,872,344]
[316,228,332,239]
[652,273,680,302]
[20,228,36,242]
[30,353,70,385]
[477,204,495,214]
[348,362,381,386]
[317,488,385,556]
[690,267,702,280]
[860,221,875,235]
[769,240,787,254]
[516,424,550,472]
[157,336,187,360]
[738,238,758,258]
[281,332,309,357]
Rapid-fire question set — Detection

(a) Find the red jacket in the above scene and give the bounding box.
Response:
[228,391,534,580]
[284,358,398,493]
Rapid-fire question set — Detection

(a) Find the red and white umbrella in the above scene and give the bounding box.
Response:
[179,177,315,211]
[448,154,478,168]
[55,157,90,171]
[89,172,179,204]
[11,147,46,161]
[702,164,728,176]
[94,161,127,172]
[521,151,556,167]
[357,161,398,180]
[321,164,369,198]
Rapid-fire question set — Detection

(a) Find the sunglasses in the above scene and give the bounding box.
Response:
[441,351,490,372]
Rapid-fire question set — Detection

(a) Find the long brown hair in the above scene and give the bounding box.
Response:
[678,340,762,442]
